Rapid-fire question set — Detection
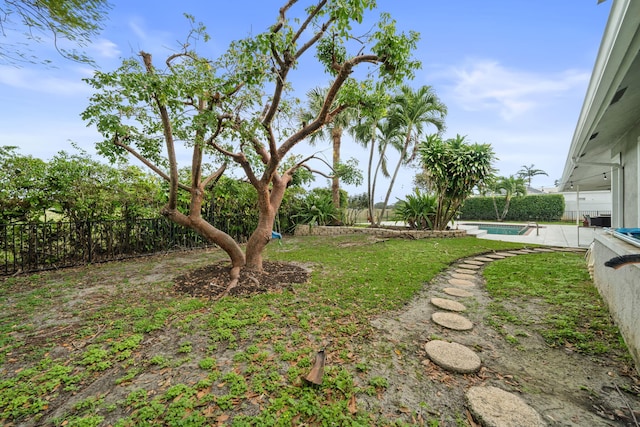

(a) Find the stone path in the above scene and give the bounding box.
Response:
[423,248,570,427]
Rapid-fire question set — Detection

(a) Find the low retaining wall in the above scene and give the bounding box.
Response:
[591,233,640,374]
[294,225,467,239]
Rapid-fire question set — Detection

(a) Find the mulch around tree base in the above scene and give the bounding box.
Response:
[174,261,310,298]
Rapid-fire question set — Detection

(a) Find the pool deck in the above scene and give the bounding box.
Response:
[458,222,599,248]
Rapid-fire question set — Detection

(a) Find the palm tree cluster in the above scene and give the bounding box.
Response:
[301,84,447,226]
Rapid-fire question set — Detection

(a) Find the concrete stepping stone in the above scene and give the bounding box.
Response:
[443,287,473,298]
[448,278,474,287]
[459,263,481,270]
[532,248,553,252]
[485,254,505,259]
[474,256,495,262]
[495,252,517,257]
[466,386,546,427]
[451,273,475,281]
[424,340,481,373]
[455,268,477,275]
[432,312,473,331]
[430,297,466,312]
[463,259,485,266]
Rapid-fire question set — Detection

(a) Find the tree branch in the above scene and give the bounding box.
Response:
[112,135,190,192]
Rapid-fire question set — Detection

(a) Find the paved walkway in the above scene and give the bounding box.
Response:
[457,222,602,248]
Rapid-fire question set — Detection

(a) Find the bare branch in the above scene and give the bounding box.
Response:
[112,135,190,192]
[202,164,227,189]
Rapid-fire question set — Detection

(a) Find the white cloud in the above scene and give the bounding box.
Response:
[435,59,590,121]
[0,66,91,96]
[89,38,121,59]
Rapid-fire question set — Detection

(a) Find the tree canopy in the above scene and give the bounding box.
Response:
[419,134,495,230]
[82,1,421,291]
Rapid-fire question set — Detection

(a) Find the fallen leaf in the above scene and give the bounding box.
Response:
[348,395,357,414]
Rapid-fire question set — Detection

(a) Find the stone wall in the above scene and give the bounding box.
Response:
[293,225,466,239]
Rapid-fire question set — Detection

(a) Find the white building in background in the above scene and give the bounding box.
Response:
[561,190,612,220]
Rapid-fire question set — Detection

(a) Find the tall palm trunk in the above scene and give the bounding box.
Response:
[331,127,342,209]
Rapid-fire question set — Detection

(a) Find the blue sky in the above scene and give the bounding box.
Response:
[0,1,611,201]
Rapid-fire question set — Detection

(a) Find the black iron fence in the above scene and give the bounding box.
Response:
[562,210,612,222]
[1,216,252,276]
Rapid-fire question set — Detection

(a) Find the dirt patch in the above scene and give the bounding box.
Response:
[174,261,311,298]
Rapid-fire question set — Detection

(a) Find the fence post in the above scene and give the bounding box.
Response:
[87,221,93,264]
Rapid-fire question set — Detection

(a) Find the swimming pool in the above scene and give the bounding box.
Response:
[465,223,531,235]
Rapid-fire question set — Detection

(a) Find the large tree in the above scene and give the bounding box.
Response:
[82,2,420,292]
[0,0,111,65]
[419,134,495,230]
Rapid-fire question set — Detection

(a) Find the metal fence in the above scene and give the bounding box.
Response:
[1,216,251,276]
[562,210,612,222]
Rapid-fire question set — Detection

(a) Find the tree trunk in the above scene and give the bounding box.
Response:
[331,127,342,209]
[245,178,287,271]
[380,135,410,225]
[162,208,245,279]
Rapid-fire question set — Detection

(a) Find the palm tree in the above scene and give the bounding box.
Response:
[379,85,446,224]
[300,87,356,209]
[492,175,527,220]
[517,164,548,187]
[350,111,402,225]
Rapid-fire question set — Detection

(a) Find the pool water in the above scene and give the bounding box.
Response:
[468,224,531,235]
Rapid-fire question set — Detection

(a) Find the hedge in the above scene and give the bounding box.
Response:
[458,194,564,222]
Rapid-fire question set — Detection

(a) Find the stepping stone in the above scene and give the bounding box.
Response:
[532,248,553,252]
[463,260,485,266]
[432,312,473,331]
[430,297,466,312]
[485,254,505,259]
[495,252,517,257]
[474,257,495,262]
[451,273,475,281]
[507,250,525,255]
[443,287,473,298]
[466,386,546,427]
[456,268,477,275]
[459,263,481,270]
[448,278,474,287]
[424,340,481,374]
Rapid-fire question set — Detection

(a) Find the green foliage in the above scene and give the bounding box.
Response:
[0,146,48,223]
[291,189,339,226]
[393,190,436,229]
[0,146,163,224]
[460,194,565,221]
[419,134,496,230]
[0,0,112,65]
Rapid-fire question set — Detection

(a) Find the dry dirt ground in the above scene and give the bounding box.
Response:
[3,248,640,426]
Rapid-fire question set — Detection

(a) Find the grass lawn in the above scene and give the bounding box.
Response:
[0,235,631,426]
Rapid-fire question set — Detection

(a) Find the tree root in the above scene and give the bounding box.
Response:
[213,265,241,300]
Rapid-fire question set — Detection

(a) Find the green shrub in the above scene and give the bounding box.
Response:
[459,194,564,221]
[393,191,437,229]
